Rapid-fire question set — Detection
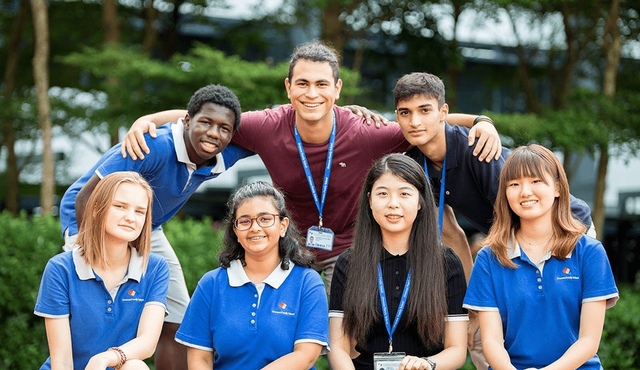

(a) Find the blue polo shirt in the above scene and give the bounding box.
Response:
[463,235,619,370]
[175,260,329,370]
[60,120,255,236]
[34,248,170,370]
[406,123,593,233]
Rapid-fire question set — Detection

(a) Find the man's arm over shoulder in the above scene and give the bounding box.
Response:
[231,106,293,151]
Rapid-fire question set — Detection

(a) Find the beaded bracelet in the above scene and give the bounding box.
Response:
[108,347,127,370]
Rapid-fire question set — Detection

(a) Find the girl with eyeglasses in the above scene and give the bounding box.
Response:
[175,181,329,370]
[463,144,619,370]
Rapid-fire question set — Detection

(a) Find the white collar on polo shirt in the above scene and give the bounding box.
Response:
[227,259,293,289]
[73,246,144,282]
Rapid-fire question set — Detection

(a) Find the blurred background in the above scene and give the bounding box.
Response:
[1,0,639,368]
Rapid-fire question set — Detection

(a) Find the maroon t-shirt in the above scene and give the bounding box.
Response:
[233,105,409,260]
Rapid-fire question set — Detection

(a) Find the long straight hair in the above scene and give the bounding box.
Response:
[76,172,154,273]
[219,181,315,269]
[342,154,446,347]
[484,144,587,268]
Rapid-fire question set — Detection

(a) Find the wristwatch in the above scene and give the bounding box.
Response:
[423,357,436,370]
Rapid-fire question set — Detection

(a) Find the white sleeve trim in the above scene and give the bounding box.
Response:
[445,314,469,322]
[462,304,499,312]
[329,310,344,318]
[144,301,169,317]
[33,311,69,319]
[583,293,620,309]
[294,339,331,355]
[174,338,214,352]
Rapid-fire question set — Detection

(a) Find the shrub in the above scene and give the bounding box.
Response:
[600,284,640,369]
[0,211,63,369]
[162,217,225,294]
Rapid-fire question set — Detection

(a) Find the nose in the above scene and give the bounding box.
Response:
[207,125,221,139]
[124,209,135,222]
[520,182,532,196]
[305,84,318,98]
[409,114,421,128]
[249,218,262,231]
[387,193,400,208]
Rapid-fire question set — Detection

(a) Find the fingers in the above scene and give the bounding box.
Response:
[473,134,489,161]
[398,356,431,370]
[468,126,477,147]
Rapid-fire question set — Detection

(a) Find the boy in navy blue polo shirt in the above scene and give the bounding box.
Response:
[392,72,594,370]
[58,84,253,370]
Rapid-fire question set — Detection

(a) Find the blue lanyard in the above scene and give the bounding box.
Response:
[377,263,411,353]
[294,112,336,228]
[423,154,446,240]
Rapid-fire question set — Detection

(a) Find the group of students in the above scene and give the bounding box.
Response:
[34,39,618,370]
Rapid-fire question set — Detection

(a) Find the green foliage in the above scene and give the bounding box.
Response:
[162,217,226,294]
[55,43,363,138]
[488,88,640,158]
[0,211,63,369]
[600,284,640,369]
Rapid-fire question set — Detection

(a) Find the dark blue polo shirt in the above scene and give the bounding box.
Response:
[406,123,592,233]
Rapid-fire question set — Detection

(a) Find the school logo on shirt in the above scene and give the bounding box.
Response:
[122,289,144,302]
[272,301,294,316]
[557,266,579,281]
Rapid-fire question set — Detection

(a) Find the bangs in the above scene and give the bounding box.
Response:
[502,148,556,184]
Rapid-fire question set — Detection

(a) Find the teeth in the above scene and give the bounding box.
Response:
[202,142,216,151]
[249,236,265,240]
[304,103,321,108]
[521,200,537,206]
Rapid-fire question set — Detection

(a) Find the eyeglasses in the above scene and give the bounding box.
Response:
[233,214,280,230]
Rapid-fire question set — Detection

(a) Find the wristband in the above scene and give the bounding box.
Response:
[108,347,127,370]
[473,115,493,126]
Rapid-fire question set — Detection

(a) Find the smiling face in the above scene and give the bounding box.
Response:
[184,102,235,167]
[104,182,150,248]
[233,196,290,262]
[369,172,422,242]
[396,94,448,152]
[506,172,559,225]
[285,59,342,128]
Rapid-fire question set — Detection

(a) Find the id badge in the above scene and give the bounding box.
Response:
[306,226,334,251]
[373,352,406,370]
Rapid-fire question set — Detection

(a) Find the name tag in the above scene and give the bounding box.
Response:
[373,352,406,370]
[306,226,334,251]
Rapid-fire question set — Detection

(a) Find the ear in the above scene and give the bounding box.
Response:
[439,103,449,122]
[280,217,290,237]
[335,78,343,100]
[184,113,191,129]
[285,78,292,100]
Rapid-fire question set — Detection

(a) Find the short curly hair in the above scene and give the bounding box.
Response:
[186,84,242,131]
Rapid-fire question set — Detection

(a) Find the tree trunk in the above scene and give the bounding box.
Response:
[142,0,159,55]
[594,0,622,240]
[31,0,54,215]
[321,2,346,54]
[593,145,609,240]
[102,0,121,146]
[2,0,28,215]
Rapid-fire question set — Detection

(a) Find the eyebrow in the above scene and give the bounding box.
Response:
[294,77,331,84]
[397,103,435,111]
